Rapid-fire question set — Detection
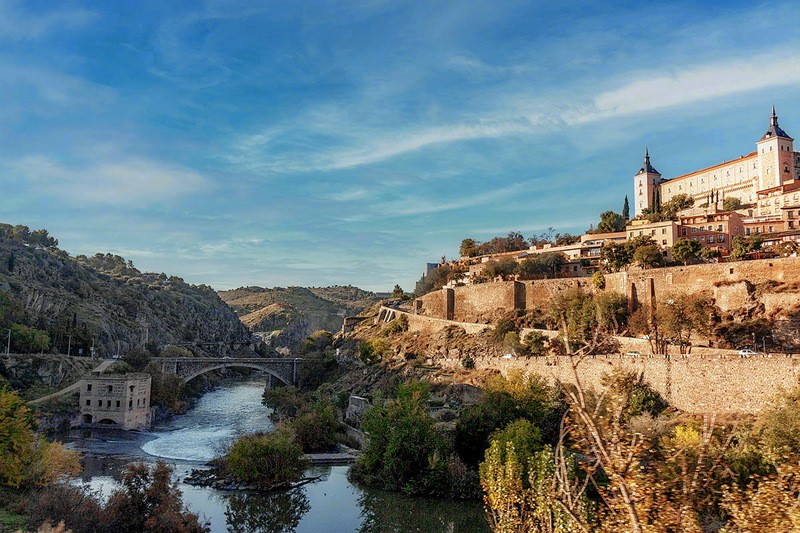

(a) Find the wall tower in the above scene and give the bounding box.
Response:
[633,149,662,217]
[756,106,795,191]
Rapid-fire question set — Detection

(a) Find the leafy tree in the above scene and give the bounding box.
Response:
[224,428,308,488]
[521,331,548,357]
[554,233,580,246]
[482,258,518,280]
[671,238,702,266]
[601,241,634,272]
[722,197,744,211]
[414,264,455,296]
[632,244,664,269]
[391,284,405,299]
[730,235,762,260]
[291,401,340,453]
[699,246,721,262]
[104,461,209,532]
[9,323,50,353]
[772,240,799,257]
[352,382,446,494]
[591,271,606,289]
[122,348,151,371]
[548,288,625,354]
[595,211,626,233]
[460,238,479,258]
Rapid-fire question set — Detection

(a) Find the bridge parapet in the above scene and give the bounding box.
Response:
[151,357,302,386]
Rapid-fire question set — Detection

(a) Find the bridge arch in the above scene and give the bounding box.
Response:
[183,362,292,386]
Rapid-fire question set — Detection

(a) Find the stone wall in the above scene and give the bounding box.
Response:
[438,354,800,414]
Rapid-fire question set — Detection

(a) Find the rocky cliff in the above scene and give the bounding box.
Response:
[0,237,251,358]
[219,285,379,349]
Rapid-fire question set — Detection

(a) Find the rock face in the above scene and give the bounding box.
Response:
[219,285,379,350]
[0,239,251,357]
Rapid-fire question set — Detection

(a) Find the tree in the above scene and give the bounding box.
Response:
[554,233,580,246]
[517,253,566,280]
[772,240,799,257]
[699,247,721,262]
[391,284,405,299]
[460,238,480,258]
[622,196,630,221]
[730,235,762,260]
[483,258,518,280]
[104,461,209,532]
[722,197,744,211]
[352,382,445,493]
[632,244,664,269]
[601,242,634,272]
[596,211,626,233]
[224,429,308,488]
[671,238,702,266]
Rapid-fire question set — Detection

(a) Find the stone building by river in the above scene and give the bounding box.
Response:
[78,372,152,430]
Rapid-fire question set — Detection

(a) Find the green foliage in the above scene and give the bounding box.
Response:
[482,257,518,279]
[491,316,519,345]
[263,386,305,422]
[145,362,185,411]
[225,428,308,487]
[633,243,665,269]
[602,369,668,420]
[0,388,81,490]
[645,193,694,222]
[516,252,566,280]
[0,225,58,248]
[122,348,151,371]
[160,345,193,358]
[455,373,562,467]
[291,402,340,453]
[382,314,408,335]
[359,338,390,364]
[521,331,548,357]
[8,323,50,353]
[488,419,543,479]
[414,264,455,296]
[731,235,763,260]
[554,233,581,246]
[391,284,405,299]
[460,238,480,258]
[548,288,626,354]
[102,461,208,532]
[590,271,606,289]
[352,382,470,497]
[752,385,800,461]
[700,246,721,261]
[594,211,626,233]
[461,356,475,369]
[671,237,702,265]
[723,197,744,211]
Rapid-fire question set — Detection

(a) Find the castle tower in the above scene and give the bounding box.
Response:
[633,148,662,217]
[756,106,795,191]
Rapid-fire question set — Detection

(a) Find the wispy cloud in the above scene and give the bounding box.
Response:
[0,1,97,40]
[385,181,534,216]
[568,49,799,123]
[11,156,214,206]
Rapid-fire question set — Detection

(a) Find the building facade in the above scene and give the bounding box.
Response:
[79,372,152,430]
[634,108,799,218]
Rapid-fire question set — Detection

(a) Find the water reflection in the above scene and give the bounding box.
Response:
[225,490,310,533]
[356,489,490,533]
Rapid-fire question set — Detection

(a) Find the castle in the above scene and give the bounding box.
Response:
[634,108,800,218]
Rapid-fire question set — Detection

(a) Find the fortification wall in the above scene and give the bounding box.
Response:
[438,354,800,414]
[604,257,800,311]
[523,279,586,312]
[452,282,517,322]
[404,311,490,335]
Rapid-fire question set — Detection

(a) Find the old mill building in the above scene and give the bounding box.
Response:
[634,108,800,219]
[79,372,152,430]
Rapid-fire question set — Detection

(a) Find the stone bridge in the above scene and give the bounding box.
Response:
[152,357,302,386]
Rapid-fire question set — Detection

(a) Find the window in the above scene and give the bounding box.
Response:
[107,385,113,393]
[681,228,687,236]
[661,228,666,234]
[86,384,92,392]
[97,400,102,406]
[746,228,751,235]
[717,225,723,231]
[86,400,90,406]
[116,400,120,408]
[692,227,697,233]
[129,399,133,409]
[106,400,111,408]
[662,240,667,245]
[700,236,705,242]
[718,235,725,243]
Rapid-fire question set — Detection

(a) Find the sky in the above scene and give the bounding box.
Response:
[1,0,799,292]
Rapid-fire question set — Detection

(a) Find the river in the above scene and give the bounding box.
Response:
[66,380,489,533]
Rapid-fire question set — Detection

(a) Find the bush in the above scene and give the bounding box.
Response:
[591,271,606,290]
[359,339,390,364]
[382,314,408,335]
[160,345,193,358]
[521,331,548,356]
[461,356,475,369]
[291,403,340,453]
[225,428,308,488]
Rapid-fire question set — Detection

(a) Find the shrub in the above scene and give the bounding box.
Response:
[382,314,409,335]
[590,271,606,289]
[291,403,340,453]
[461,356,475,369]
[225,428,308,488]
[359,339,391,364]
[521,331,548,356]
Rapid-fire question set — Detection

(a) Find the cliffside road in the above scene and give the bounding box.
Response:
[28,358,116,405]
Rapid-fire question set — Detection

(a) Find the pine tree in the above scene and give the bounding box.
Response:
[622,195,630,220]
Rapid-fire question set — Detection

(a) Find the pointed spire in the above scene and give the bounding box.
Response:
[645,147,650,165]
[760,105,792,141]
[771,105,778,126]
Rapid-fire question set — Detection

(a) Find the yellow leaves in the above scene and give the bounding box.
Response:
[720,460,800,532]
[31,441,81,487]
[671,424,702,450]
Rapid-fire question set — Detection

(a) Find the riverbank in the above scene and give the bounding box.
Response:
[63,380,487,533]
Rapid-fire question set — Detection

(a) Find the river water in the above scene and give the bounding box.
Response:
[66,380,489,533]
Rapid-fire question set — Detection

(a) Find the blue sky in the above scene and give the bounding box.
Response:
[1,0,798,292]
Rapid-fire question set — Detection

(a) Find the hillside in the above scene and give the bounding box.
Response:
[219,285,379,349]
[0,228,251,358]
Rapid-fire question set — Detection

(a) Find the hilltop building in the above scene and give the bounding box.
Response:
[634,108,800,218]
[78,372,152,430]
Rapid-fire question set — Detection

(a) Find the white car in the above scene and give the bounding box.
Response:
[738,349,759,357]
[626,351,641,357]
[501,353,515,359]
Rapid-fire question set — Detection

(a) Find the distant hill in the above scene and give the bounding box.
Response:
[218,285,379,349]
[0,225,251,358]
